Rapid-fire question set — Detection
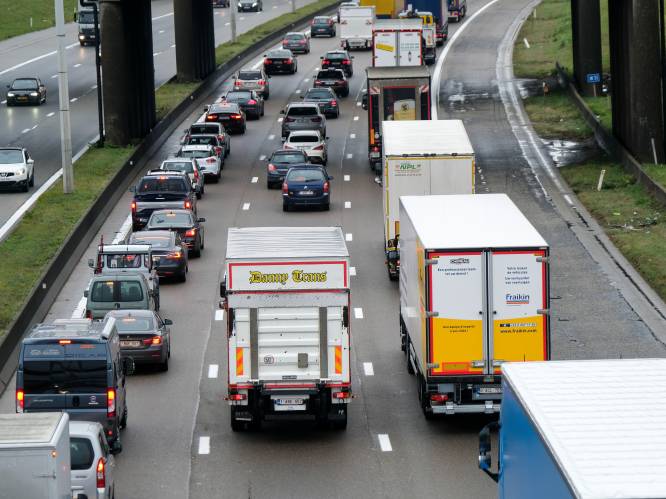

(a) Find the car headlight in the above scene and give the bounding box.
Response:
[30,92,39,97]
[79,34,85,39]
[7,92,15,97]
[252,2,257,5]
[18,168,25,176]
[238,2,242,6]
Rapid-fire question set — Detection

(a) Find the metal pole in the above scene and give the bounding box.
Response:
[55,0,74,193]
[92,2,104,146]
[231,0,237,42]
[291,0,296,13]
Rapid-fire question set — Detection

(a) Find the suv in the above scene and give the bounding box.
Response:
[16,318,133,447]
[234,68,270,100]
[314,69,349,97]
[280,102,326,139]
[130,170,197,231]
[85,273,158,319]
[321,50,354,77]
[0,147,35,192]
[160,157,204,198]
[70,421,117,499]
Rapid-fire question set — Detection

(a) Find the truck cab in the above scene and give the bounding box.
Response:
[76,4,97,46]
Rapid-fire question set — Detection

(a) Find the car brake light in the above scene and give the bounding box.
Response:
[342,59,351,65]
[372,146,380,152]
[232,114,242,119]
[234,81,241,87]
[16,389,24,413]
[131,201,137,213]
[330,100,337,106]
[185,228,197,237]
[143,336,162,345]
[323,181,329,193]
[258,80,266,85]
[59,339,72,344]
[248,99,257,105]
[311,116,322,123]
[299,40,306,44]
[207,158,216,164]
[282,183,288,193]
[313,145,324,150]
[264,58,272,64]
[184,200,192,210]
[96,458,106,489]
[333,391,350,399]
[107,389,116,417]
[206,114,218,121]
[322,59,330,65]
[167,251,182,259]
[86,310,93,319]
[193,169,200,180]
[285,58,292,64]
[315,80,323,85]
[267,163,276,172]
[283,144,294,150]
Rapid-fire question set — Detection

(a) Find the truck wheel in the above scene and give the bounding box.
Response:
[406,345,415,374]
[330,407,347,430]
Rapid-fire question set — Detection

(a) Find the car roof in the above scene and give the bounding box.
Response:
[285,32,305,36]
[272,149,307,155]
[151,208,192,216]
[25,318,116,341]
[325,50,348,55]
[318,68,345,74]
[287,165,326,174]
[69,420,103,437]
[0,147,23,151]
[286,102,319,108]
[145,170,189,177]
[131,230,174,239]
[304,87,335,95]
[163,157,194,162]
[190,122,220,128]
[267,49,292,55]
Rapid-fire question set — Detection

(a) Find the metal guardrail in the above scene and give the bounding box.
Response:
[556,63,666,207]
[0,1,342,394]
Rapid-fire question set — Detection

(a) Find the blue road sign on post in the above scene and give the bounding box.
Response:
[586,73,601,84]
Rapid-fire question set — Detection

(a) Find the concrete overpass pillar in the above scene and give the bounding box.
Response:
[608,0,665,162]
[174,0,216,81]
[100,0,156,145]
[571,0,602,96]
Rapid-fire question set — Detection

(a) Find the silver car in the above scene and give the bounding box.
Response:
[160,157,205,198]
[280,102,326,139]
[178,144,222,182]
[234,68,270,99]
[70,421,117,499]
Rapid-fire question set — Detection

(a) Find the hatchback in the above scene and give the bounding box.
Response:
[223,90,264,119]
[181,122,231,157]
[263,49,297,75]
[6,77,46,105]
[234,68,270,99]
[280,102,326,139]
[146,209,206,257]
[184,133,227,160]
[70,421,118,499]
[160,157,204,198]
[321,50,354,77]
[314,69,349,97]
[205,102,246,134]
[311,16,336,37]
[129,230,189,281]
[282,32,310,54]
[266,150,308,188]
[178,144,222,182]
[282,167,332,211]
[283,131,328,165]
[302,87,339,118]
[0,147,35,192]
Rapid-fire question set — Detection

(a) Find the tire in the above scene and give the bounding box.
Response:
[192,241,202,258]
[283,203,289,212]
[264,92,269,101]
[323,202,330,211]
[159,354,169,372]
[242,124,246,134]
[21,181,29,193]
[178,270,187,283]
[196,191,202,199]
[28,171,34,187]
[330,406,347,430]
[226,144,231,157]
[200,184,205,195]
[119,407,128,429]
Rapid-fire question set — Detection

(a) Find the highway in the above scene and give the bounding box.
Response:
[1,0,665,497]
[0,0,315,229]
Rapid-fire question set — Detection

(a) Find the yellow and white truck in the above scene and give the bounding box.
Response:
[399,194,550,417]
[221,227,352,431]
[382,120,475,279]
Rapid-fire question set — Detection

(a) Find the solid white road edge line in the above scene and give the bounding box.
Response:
[378,434,392,452]
[198,436,210,455]
[251,176,259,183]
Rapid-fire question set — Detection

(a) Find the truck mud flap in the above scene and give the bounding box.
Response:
[319,307,328,378]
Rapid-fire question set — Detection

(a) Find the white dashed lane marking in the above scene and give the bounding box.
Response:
[268,134,275,140]
[259,155,266,160]
[353,116,359,121]
[349,133,356,139]
[251,176,258,183]
[70,97,78,103]
[73,63,81,68]
[21,128,30,134]
[208,364,219,379]
[215,309,225,321]
[242,202,250,211]
[344,175,350,182]
[350,266,356,276]
[346,153,352,159]
[354,307,363,319]
[345,233,352,241]
[344,201,351,209]
[47,112,55,117]
[198,436,210,455]
[363,362,374,376]
[378,434,392,452]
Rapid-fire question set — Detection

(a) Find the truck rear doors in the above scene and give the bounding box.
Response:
[374,31,397,66]
[426,249,549,377]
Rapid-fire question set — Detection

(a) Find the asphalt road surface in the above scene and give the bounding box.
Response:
[1,0,665,498]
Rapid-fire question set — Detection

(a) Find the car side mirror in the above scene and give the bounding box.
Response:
[83,289,89,298]
[326,136,330,140]
[123,357,136,376]
[198,217,206,223]
[280,109,285,114]
[320,56,324,59]
[164,319,173,326]
[110,440,122,455]
[351,56,355,59]
[5,85,9,89]
[299,96,304,99]
[88,258,95,268]
[27,158,34,165]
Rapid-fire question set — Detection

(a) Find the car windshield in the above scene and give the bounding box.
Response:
[287,106,317,116]
[163,161,194,173]
[305,89,333,99]
[190,124,219,135]
[138,178,188,192]
[23,359,107,394]
[115,315,155,332]
[104,254,143,269]
[238,71,261,80]
[187,136,217,145]
[272,152,306,163]
[286,34,304,40]
[225,92,251,102]
[0,150,23,164]
[289,135,319,143]
[318,70,343,79]
[180,149,212,159]
[71,438,94,471]
[11,79,38,90]
[78,11,95,24]
[130,234,172,248]
[149,211,192,227]
[287,169,324,182]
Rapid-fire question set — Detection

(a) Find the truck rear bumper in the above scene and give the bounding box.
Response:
[431,400,500,415]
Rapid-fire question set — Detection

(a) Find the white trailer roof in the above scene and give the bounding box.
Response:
[373,18,423,31]
[0,413,64,446]
[226,227,349,260]
[400,194,547,249]
[504,359,666,499]
[383,120,474,157]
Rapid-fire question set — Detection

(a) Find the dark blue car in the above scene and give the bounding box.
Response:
[282,166,332,211]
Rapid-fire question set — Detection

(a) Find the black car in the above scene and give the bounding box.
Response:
[282,166,332,211]
[321,50,354,77]
[145,209,206,257]
[205,102,246,134]
[130,171,198,231]
[130,230,189,281]
[302,88,339,118]
[108,309,173,371]
[222,90,264,119]
[6,77,46,106]
[238,0,261,11]
[311,16,336,37]
[314,69,349,97]
[266,150,308,188]
[263,49,297,75]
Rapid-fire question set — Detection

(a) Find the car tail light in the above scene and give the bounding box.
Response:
[59,339,72,345]
[283,144,294,150]
[86,310,93,319]
[430,393,449,404]
[130,201,137,214]
[234,81,241,87]
[228,393,247,401]
[232,114,242,119]
[184,200,192,210]
[342,59,351,65]
[323,181,329,193]
[264,58,272,64]
[206,114,218,121]
[313,144,324,150]
[217,134,225,142]
[322,59,330,65]
[330,100,337,106]
[299,40,306,44]
[96,458,106,489]
[333,391,350,399]
[167,251,182,259]
[248,99,257,105]
[107,389,116,417]
[143,336,162,345]
[185,228,197,237]
[285,58,292,64]
[282,183,288,194]
[338,80,345,84]
[16,389,24,413]
[311,116,322,123]
[315,80,323,85]
[285,117,295,122]
[268,163,276,172]
[207,158,216,164]
[258,80,266,85]
[193,169,200,181]
[214,146,222,155]
[365,19,372,24]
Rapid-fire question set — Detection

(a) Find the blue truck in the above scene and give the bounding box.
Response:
[478,359,666,498]
[402,0,448,45]
[446,0,466,22]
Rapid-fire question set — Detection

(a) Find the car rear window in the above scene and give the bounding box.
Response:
[286,34,304,40]
[289,135,319,143]
[238,71,261,80]
[163,161,194,173]
[209,104,239,114]
[313,17,330,24]
[268,50,291,58]
[130,234,172,248]
[287,169,325,181]
[71,438,95,470]
[139,178,188,192]
[11,79,38,90]
[115,316,155,332]
[0,150,23,164]
[187,136,217,145]
[90,280,144,302]
[225,91,252,101]
[287,106,318,116]
[272,152,307,163]
[23,360,107,394]
[305,89,333,99]
[149,211,193,227]
[318,70,344,79]
[190,124,219,135]
[326,53,347,60]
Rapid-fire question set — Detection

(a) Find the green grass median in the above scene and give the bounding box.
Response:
[0,0,77,41]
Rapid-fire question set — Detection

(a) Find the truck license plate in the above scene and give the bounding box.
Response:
[120,340,141,348]
[478,386,502,394]
[273,398,305,411]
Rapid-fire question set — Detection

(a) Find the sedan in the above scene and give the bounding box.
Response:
[0,147,35,192]
[6,77,46,106]
[266,150,308,188]
[282,167,332,211]
[302,88,339,118]
[234,68,270,99]
[184,134,227,161]
[159,157,204,198]
[222,90,264,119]
[129,230,189,281]
[177,144,222,183]
[263,49,297,75]
[282,32,310,54]
[107,309,173,371]
[311,16,336,37]
[238,0,262,11]
[146,209,206,257]
[283,131,328,165]
[314,69,349,97]
[205,102,246,134]
[321,50,354,77]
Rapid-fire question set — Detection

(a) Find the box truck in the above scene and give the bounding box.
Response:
[399,194,550,417]
[401,0,449,45]
[360,0,396,18]
[0,412,71,499]
[339,5,375,50]
[76,1,98,46]
[372,19,424,67]
[447,0,467,21]
[221,227,352,431]
[382,120,475,280]
[364,66,431,170]
[479,359,666,499]
[398,10,437,64]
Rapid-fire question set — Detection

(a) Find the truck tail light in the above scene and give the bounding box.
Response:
[282,183,288,194]
[130,201,137,214]
[107,389,116,418]
[184,200,192,210]
[323,181,329,193]
[333,391,350,399]
[185,228,197,237]
[16,389,24,413]
[228,393,247,401]
[430,393,449,404]
[96,458,106,489]
[372,146,380,153]
[143,336,162,345]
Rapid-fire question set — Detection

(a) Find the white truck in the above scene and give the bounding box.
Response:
[399,194,550,417]
[398,9,437,64]
[382,120,475,279]
[221,227,352,431]
[372,19,424,66]
[0,412,72,499]
[339,5,375,50]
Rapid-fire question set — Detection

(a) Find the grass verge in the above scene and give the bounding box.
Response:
[155,81,200,121]
[0,0,77,41]
[523,89,592,141]
[0,146,134,340]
